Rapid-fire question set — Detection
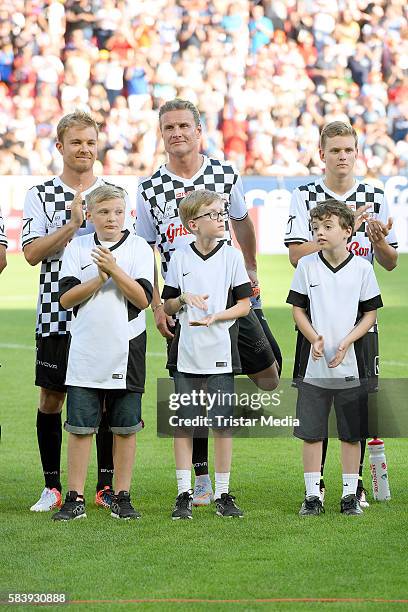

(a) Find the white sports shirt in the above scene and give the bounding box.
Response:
[162,241,251,374]
[60,230,154,391]
[286,251,383,388]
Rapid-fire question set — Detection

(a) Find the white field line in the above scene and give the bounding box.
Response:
[0,343,406,368]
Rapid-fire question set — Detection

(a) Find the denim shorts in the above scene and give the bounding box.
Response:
[173,371,235,430]
[65,386,143,435]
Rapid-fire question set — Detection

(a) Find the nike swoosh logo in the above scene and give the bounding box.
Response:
[81,263,93,270]
[182,272,190,277]
[309,284,320,288]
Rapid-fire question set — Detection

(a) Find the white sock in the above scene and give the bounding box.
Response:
[214,472,230,500]
[304,472,321,498]
[176,469,191,495]
[342,473,359,498]
[195,474,211,485]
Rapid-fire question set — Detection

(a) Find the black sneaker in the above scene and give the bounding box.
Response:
[341,493,363,515]
[299,495,325,516]
[215,493,244,518]
[172,490,193,520]
[111,491,141,520]
[52,491,86,521]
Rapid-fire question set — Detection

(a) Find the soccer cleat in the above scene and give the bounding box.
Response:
[299,495,325,516]
[356,485,370,508]
[320,479,326,504]
[111,491,141,520]
[215,493,244,518]
[192,478,214,506]
[30,487,62,512]
[52,491,86,521]
[172,491,193,520]
[250,284,262,309]
[95,485,114,509]
[340,494,364,515]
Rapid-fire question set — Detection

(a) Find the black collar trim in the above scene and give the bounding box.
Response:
[94,229,129,251]
[318,250,354,273]
[190,240,225,261]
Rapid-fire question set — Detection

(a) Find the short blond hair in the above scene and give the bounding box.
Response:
[87,185,126,212]
[57,110,99,143]
[179,190,223,230]
[320,121,358,150]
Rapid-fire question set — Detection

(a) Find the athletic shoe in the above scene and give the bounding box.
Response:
[340,494,364,515]
[356,485,370,508]
[215,493,244,518]
[320,479,326,504]
[299,495,325,516]
[250,284,262,309]
[95,485,114,509]
[52,491,86,521]
[30,487,62,512]
[111,491,141,520]
[192,478,214,506]
[172,491,193,520]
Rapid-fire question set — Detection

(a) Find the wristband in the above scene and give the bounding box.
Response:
[152,303,163,313]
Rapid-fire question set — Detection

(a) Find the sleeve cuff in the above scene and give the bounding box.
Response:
[232,282,252,300]
[359,295,383,312]
[286,289,308,308]
[136,278,153,305]
[162,285,180,300]
[59,276,81,299]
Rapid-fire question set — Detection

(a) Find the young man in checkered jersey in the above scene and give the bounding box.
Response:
[137,98,282,506]
[0,207,7,273]
[22,110,135,512]
[285,120,398,507]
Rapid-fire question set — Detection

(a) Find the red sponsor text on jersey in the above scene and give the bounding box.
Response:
[166,223,191,243]
[347,241,370,257]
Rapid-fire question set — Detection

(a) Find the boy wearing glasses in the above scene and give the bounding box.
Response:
[162,190,252,519]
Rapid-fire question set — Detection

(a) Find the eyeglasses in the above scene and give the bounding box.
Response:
[192,210,229,222]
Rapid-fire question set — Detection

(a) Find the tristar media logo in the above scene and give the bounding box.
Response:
[347,241,370,257]
[166,223,191,244]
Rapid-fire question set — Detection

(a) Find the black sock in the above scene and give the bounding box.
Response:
[358,439,367,483]
[192,430,209,476]
[36,410,62,492]
[96,410,114,491]
[321,438,328,478]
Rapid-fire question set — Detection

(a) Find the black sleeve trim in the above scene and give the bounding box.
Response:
[162,285,181,299]
[22,236,39,248]
[136,278,153,305]
[359,295,383,312]
[232,282,252,300]
[229,212,248,221]
[59,276,81,299]
[284,238,308,245]
[286,289,308,308]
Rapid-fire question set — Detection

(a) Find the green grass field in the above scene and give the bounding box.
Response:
[1,254,407,612]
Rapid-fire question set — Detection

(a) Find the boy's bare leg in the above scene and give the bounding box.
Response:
[249,362,279,391]
[303,440,323,472]
[341,441,360,474]
[174,434,193,470]
[67,433,93,495]
[113,433,136,493]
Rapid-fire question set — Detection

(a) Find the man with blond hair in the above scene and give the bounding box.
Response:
[284,120,398,507]
[22,110,134,512]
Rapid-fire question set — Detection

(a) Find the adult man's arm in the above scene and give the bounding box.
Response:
[366,218,398,271]
[230,215,257,283]
[23,188,84,266]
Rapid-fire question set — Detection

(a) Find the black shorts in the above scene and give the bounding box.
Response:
[35,335,69,393]
[294,382,365,443]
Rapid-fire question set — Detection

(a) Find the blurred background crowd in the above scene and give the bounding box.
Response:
[0,0,407,178]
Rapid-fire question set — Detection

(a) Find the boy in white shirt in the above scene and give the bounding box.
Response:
[286,200,383,516]
[53,185,153,521]
[162,190,251,519]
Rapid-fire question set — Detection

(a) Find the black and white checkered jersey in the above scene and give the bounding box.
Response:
[22,176,135,337]
[136,156,248,278]
[0,207,7,247]
[284,178,398,265]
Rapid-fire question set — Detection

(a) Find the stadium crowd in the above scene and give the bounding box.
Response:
[0,0,407,177]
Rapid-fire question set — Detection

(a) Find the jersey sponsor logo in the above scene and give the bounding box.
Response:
[182,271,190,277]
[309,283,320,288]
[347,241,370,257]
[175,190,187,199]
[81,263,92,270]
[166,223,191,244]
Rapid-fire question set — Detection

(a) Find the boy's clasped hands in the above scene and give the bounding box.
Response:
[91,247,116,283]
[179,292,217,327]
[312,334,350,368]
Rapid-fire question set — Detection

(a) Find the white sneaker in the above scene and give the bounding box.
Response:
[30,487,62,512]
[192,478,214,506]
[357,486,370,508]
